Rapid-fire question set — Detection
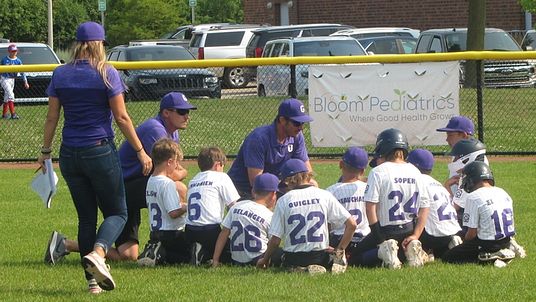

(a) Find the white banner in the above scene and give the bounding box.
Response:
[308,62,460,147]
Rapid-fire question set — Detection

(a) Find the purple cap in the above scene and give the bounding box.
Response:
[7,44,17,52]
[278,98,313,123]
[76,21,105,42]
[253,173,280,192]
[342,147,368,170]
[160,92,197,111]
[436,116,474,135]
[280,158,308,180]
[407,148,434,171]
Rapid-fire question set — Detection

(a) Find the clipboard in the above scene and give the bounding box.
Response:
[30,159,58,208]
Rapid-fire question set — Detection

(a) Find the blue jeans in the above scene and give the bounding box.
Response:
[59,140,127,265]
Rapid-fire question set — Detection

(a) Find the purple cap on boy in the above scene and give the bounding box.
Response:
[407,148,434,171]
[278,98,313,123]
[7,44,17,52]
[436,116,474,135]
[253,173,280,192]
[76,21,106,42]
[160,92,197,111]
[280,158,308,180]
[342,147,368,170]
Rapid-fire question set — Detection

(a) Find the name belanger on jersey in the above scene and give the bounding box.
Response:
[288,198,320,208]
[189,180,214,188]
[232,208,267,224]
[338,196,365,204]
[393,177,416,184]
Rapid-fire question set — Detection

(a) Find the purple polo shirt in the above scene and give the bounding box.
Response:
[227,122,309,193]
[119,115,179,180]
[46,60,125,147]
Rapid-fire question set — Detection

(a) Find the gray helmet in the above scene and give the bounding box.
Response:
[370,128,408,167]
[461,161,494,193]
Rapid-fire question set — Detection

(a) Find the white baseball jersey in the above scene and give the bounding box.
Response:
[463,186,516,241]
[452,187,468,208]
[221,200,273,263]
[326,180,370,241]
[146,175,185,231]
[364,162,430,227]
[270,186,351,253]
[421,174,461,237]
[186,170,240,226]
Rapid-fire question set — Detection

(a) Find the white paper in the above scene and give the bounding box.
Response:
[31,159,58,208]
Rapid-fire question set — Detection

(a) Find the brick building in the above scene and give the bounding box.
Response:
[244,0,534,33]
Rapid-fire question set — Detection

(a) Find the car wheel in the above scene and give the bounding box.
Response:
[258,85,266,97]
[209,87,222,99]
[223,67,249,89]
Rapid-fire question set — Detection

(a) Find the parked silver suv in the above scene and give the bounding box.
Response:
[415,28,536,88]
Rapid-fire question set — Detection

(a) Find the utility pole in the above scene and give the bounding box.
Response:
[48,0,53,49]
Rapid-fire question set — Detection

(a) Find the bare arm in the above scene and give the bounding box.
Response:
[168,203,187,219]
[37,97,61,171]
[336,217,357,251]
[109,94,152,176]
[402,207,430,248]
[247,167,263,188]
[212,228,231,267]
[465,228,477,241]
[366,202,378,225]
[256,236,281,269]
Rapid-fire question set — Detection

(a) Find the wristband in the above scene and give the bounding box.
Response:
[135,147,143,153]
[41,146,52,154]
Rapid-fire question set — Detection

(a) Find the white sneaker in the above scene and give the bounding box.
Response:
[493,259,508,268]
[509,238,526,258]
[405,240,426,267]
[378,239,401,269]
[87,278,103,294]
[478,248,516,262]
[82,251,115,291]
[448,235,463,249]
[306,264,327,275]
[137,242,163,267]
[331,249,347,274]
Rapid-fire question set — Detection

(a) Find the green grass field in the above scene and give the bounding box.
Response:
[1,159,535,301]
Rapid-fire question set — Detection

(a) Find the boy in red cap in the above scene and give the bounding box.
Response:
[1,44,29,119]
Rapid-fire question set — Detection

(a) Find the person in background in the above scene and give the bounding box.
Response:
[38,21,152,294]
[1,43,29,119]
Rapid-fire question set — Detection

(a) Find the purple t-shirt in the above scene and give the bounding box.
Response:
[46,60,125,147]
[119,115,179,180]
[227,122,309,193]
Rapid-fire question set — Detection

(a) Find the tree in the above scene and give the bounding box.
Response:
[194,0,243,24]
[465,0,486,88]
[53,0,89,49]
[519,0,536,14]
[0,0,47,42]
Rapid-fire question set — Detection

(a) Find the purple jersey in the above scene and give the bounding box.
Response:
[119,115,179,180]
[228,122,309,193]
[46,60,125,147]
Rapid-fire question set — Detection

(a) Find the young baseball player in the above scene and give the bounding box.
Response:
[351,128,430,269]
[257,159,357,275]
[137,138,189,266]
[442,161,517,266]
[326,147,370,263]
[212,173,281,267]
[185,147,241,266]
[407,149,462,259]
[1,44,29,119]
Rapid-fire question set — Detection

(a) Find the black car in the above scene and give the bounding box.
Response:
[0,42,62,103]
[106,45,221,100]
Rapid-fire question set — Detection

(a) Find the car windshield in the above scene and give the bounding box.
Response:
[125,47,194,61]
[445,32,521,52]
[0,46,59,64]
[523,32,536,49]
[294,40,365,56]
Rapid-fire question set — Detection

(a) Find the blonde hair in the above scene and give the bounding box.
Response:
[151,138,183,166]
[284,171,313,188]
[71,41,111,88]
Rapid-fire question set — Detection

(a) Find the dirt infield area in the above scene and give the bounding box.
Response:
[2,155,536,170]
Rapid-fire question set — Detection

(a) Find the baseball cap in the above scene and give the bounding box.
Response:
[278,98,313,123]
[342,147,368,170]
[253,173,280,192]
[280,158,308,180]
[407,148,434,171]
[76,21,106,42]
[160,92,197,111]
[436,116,474,135]
[7,44,17,52]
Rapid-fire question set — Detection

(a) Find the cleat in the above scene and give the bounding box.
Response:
[190,242,204,266]
[509,238,526,258]
[44,231,70,265]
[405,240,426,267]
[306,264,327,275]
[137,242,163,267]
[448,235,463,249]
[331,249,347,274]
[88,278,103,294]
[10,113,19,119]
[82,251,116,291]
[378,239,401,269]
[478,248,516,262]
[2,114,10,119]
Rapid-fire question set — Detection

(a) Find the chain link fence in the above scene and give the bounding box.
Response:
[1,53,536,162]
